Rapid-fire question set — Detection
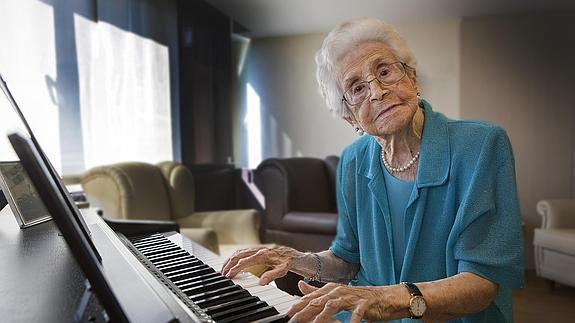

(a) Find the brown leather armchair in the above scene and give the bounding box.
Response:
[255,156,339,294]
[255,156,339,251]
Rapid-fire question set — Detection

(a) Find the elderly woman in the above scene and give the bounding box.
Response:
[223,17,523,322]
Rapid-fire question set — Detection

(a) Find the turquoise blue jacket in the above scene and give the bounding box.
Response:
[330,101,524,322]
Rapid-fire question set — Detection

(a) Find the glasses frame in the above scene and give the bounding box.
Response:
[341,62,413,106]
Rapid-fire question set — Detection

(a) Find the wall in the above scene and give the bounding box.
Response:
[237,13,575,269]
[460,13,575,269]
[236,20,461,167]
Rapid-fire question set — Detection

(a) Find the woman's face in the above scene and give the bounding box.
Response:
[338,42,420,137]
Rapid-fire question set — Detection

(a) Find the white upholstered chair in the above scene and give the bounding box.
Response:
[534,199,575,288]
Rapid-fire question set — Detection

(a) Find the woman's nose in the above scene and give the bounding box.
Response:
[369,79,390,101]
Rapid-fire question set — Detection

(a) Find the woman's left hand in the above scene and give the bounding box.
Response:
[287,281,407,323]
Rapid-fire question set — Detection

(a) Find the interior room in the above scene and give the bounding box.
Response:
[0,0,574,322]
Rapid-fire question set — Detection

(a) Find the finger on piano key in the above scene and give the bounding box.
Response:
[231,271,261,288]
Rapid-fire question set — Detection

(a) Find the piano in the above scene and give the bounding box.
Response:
[0,205,299,322]
[0,73,299,323]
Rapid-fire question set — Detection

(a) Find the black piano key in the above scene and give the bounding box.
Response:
[203,296,260,316]
[129,233,164,243]
[132,241,170,250]
[172,272,221,287]
[189,285,241,301]
[210,300,268,321]
[153,255,196,267]
[194,289,251,309]
[182,279,234,296]
[140,246,180,257]
[167,267,215,282]
[217,306,279,323]
[163,263,211,276]
[133,239,174,249]
[156,259,203,273]
[146,250,188,263]
[132,238,170,248]
[177,275,228,290]
[158,261,209,275]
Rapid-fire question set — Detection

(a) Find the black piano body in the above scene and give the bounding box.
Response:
[0,206,296,322]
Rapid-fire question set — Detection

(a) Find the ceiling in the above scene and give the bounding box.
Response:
[203,0,575,38]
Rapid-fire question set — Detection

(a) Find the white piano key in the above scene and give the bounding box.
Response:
[275,302,295,314]
[232,272,261,288]
[255,288,293,303]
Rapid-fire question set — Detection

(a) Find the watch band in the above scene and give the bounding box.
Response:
[401,282,425,319]
[402,282,423,296]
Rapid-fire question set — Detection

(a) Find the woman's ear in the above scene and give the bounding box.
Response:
[342,106,357,127]
[406,68,420,94]
[342,107,365,135]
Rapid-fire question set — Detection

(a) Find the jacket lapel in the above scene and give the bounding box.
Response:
[358,138,398,281]
[401,100,451,280]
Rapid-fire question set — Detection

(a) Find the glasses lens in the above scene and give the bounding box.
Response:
[344,81,370,105]
[377,62,405,85]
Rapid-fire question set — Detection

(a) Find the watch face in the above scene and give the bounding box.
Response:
[410,295,427,317]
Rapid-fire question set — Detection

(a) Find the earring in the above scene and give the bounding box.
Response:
[355,127,364,136]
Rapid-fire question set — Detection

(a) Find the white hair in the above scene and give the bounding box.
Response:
[315,17,417,117]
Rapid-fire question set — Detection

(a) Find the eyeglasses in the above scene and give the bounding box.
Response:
[341,62,410,106]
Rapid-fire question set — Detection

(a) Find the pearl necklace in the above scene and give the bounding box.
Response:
[381,149,420,173]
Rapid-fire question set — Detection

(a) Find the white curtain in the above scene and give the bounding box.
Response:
[75,15,172,168]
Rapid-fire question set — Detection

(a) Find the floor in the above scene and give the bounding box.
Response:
[513,271,575,322]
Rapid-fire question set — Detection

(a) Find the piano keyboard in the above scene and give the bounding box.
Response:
[123,232,300,323]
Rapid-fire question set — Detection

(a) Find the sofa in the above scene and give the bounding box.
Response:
[534,199,575,288]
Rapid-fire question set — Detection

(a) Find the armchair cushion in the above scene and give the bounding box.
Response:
[534,229,575,257]
[180,228,220,255]
[176,209,260,245]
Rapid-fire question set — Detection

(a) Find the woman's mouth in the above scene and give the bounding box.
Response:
[376,103,400,119]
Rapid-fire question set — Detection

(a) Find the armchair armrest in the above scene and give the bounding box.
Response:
[282,212,338,235]
[176,209,261,245]
[536,199,575,229]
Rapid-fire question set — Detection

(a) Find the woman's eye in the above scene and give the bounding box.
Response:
[379,67,390,77]
[352,84,365,94]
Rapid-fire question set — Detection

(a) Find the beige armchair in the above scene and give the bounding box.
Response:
[80,161,261,256]
[534,199,575,288]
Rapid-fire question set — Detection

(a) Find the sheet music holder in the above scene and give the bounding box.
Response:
[9,132,130,323]
[0,74,100,259]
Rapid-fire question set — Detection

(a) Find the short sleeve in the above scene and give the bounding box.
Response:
[453,128,524,289]
[329,150,361,264]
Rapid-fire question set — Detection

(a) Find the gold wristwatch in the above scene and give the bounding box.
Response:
[402,282,427,319]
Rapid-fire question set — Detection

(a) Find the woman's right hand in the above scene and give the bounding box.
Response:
[221,245,305,285]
